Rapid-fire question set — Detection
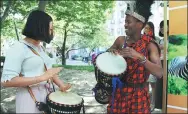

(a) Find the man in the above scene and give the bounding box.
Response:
[155,20,169,110]
[107,0,163,113]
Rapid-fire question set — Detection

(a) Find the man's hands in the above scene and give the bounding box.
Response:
[107,48,119,55]
[108,47,145,62]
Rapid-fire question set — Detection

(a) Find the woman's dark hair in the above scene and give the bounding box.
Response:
[22,10,53,43]
[145,21,155,40]
[159,20,169,37]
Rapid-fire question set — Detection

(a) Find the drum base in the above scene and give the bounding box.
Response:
[47,98,84,114]
[92,83,112,104]
[49,107,81,114]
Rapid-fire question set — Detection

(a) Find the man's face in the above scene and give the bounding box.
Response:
[159,26,164,35]
[124,15,141,36]
[159,25,169,36]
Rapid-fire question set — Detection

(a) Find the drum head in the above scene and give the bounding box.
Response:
[96,52,127,76]
[49,91,82,105]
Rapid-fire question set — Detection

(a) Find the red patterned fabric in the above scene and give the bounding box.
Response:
[147,30,153,38]
[107,35,153,114]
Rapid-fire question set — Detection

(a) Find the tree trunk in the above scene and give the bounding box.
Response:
[38,0,48,47]
[0,1,12,25]
[14,21,19,41]
[61,22,70,65]
[38,0,48,11]
[0,1,13,56]
[62,28,67,65]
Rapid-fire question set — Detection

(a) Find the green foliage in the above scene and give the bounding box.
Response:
[168,35,187,61]
[168,76,188,95]
[177,34,187,43]
[1,1,114,64]
[47,1,114,46]
[168,44,187,61]
[46,1,114,64]
[78,24,111,49]
[169,34,187,45]
[1,0,38,40]
[168,34,187,95]
[52,64,94,72]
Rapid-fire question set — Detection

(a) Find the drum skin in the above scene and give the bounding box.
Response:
[93,52,127,86]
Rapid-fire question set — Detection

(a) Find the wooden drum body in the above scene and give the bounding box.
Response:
[93,52,127,104]
[46,91,84,114]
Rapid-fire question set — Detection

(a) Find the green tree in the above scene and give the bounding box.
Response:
[1,0,38,56]
[1,0,49,54]
[46,1,114,65]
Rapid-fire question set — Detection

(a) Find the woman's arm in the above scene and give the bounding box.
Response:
[1,67,62,87]
[52,75,71,92]
[1,75,43,87]
[52,76,64,87]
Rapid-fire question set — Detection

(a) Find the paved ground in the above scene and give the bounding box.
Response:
[1,69,162,113]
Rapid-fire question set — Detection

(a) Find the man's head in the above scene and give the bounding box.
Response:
[159,20,169,37]
[124,0,154,37]
[124,15,143,36]
[22,10,54,44]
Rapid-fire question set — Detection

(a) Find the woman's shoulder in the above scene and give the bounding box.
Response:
[6,41,27,55]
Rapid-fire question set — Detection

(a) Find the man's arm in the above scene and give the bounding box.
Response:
[159,44,164,50]
[143,42,163,78]
[107,36,123,52]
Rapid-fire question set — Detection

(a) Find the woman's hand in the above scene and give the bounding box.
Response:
[40,67,62,82]
[59,83,71,92]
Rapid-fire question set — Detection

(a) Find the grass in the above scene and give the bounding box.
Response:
[168,75,188,95]
[52,64,95,72]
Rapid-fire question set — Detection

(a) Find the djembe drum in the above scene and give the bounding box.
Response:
[46,91,84,114]
[93,52,127,104]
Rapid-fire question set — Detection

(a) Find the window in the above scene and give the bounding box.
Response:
[119,1,124,6]
[117,28,120,35]
[111,19,115,24]
[121,28,124,35]
[121,10,124,18]
[110,29,114,36]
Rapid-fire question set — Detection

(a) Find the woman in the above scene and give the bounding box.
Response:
[144,21,158,111]
[1,10,71,113]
